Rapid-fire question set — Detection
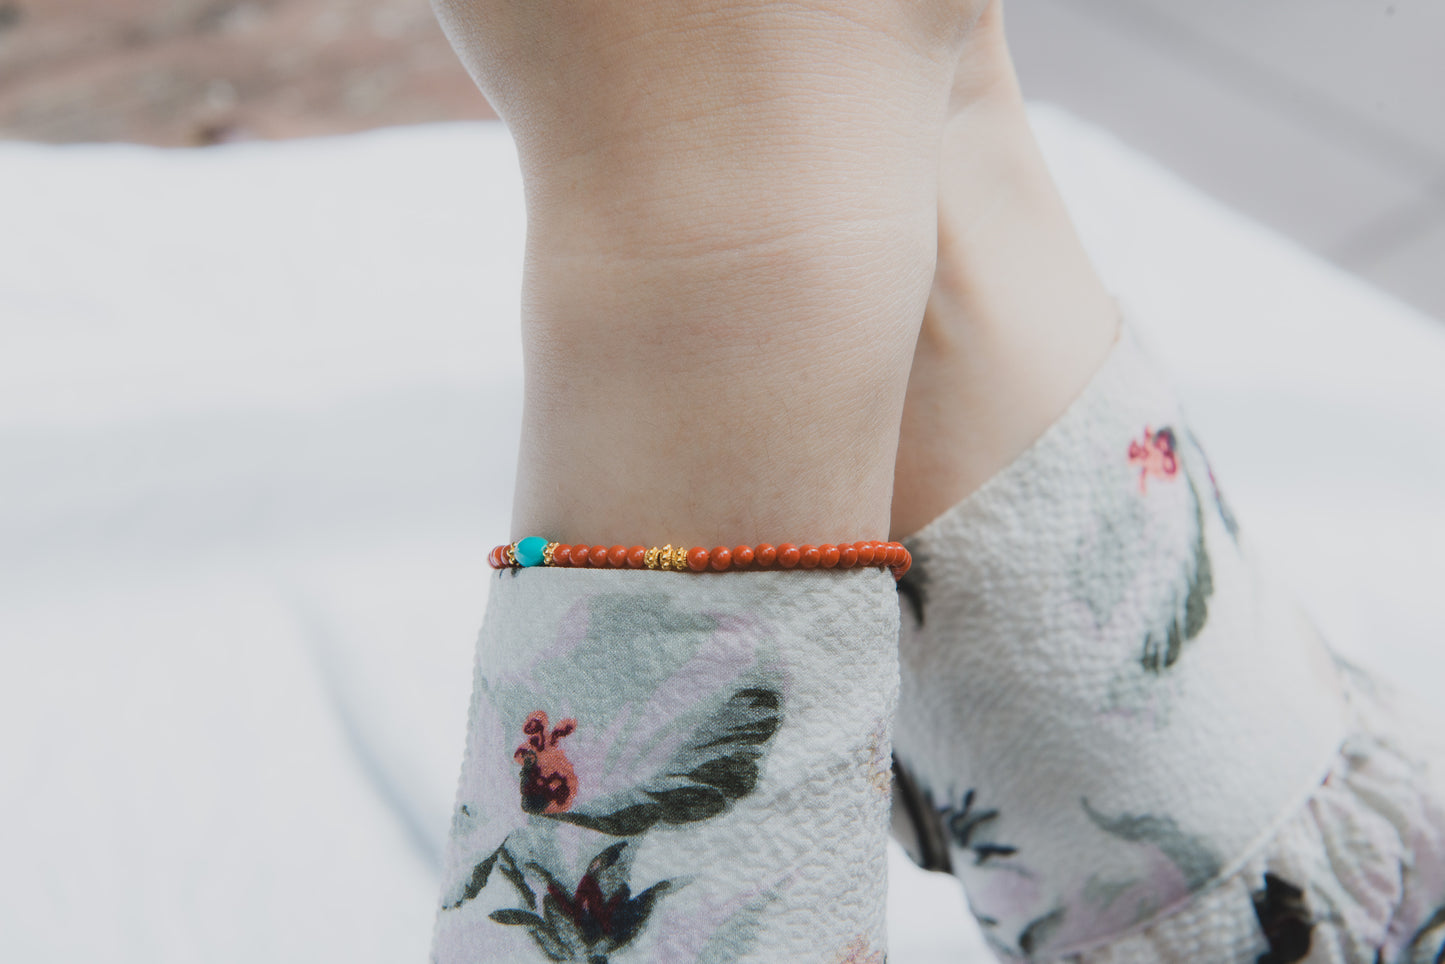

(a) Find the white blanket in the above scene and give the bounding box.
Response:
[2,105,1441,963]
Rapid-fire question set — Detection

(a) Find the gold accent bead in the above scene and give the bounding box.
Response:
[504,544,517,567]
[659,544,674,570]
[542,542,557,566]
[645,546,660,570]
[673,546,690,571]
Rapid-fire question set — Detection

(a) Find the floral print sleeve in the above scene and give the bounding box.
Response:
[432,568,899,963]
[891,326,1445,962]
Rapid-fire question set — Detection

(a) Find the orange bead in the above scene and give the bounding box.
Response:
[710,547,732,571]
[568,544,589,567]
[889,543,905,565]
[820,544,840,568]
[799,545,821,569]
[755,544,777,567]
[488,546,503,568]
[839,544,858,567]
[733,545,754,568]
[627,545,647,568]
[608,545,628,568]
[686,547,710,572]
[549,544,568,567]
[892,550,912,578]
[856,541,875,565]
[777,543,800,568]
[588,545,608,567]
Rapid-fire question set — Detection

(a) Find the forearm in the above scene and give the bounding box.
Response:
[434,0,967,546]
[892,18,1119,537]
[512,76,947,548]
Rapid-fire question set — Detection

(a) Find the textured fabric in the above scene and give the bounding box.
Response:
[892,329,1445,962]
[1079,656,1445,964]
[432,567,899,963]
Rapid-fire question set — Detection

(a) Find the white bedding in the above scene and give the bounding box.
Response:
[2,105,1441,963]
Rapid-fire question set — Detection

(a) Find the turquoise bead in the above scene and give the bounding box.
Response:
[514,536,548,567]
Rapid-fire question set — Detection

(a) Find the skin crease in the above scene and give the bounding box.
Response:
[431,0,1115,548]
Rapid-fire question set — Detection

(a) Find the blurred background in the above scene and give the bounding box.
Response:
[2,0,1440,319]
[3,3,1442,963]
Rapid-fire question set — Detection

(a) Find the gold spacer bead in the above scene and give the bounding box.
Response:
[542,542,557,566]
[645,546,660,570]
[659,544,674,570]
[673,546,690,571]
[504,544,517,567]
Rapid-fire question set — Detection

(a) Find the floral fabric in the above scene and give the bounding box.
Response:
[1074,656,1445,964]
[432,569,899,963]
[892,328,1445,962]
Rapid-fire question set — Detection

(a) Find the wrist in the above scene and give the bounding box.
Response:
[512,125,944,548]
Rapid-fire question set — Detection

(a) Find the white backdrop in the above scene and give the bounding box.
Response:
[2,106,1441,962]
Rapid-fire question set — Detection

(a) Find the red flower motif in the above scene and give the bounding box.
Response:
[514,710,577,814]
[1128,426,1179,493]
[548,873,625,943]
[540,843,673,951]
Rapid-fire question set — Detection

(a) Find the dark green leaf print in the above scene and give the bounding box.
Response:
[646,785,730,822]
[549,684,783,837]
[462,840,679,963]
[448,841,535,910]
[456,848,499,906]
[684,754,759,797]
[939,789,1018,867]
[1140,474,1214,674]
[550,804,660,838]
[1082,798,1221,892]
[491,908,548,928]
[446,673,785,956]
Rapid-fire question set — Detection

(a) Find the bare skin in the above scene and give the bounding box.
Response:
[433,0,994,548]
[431,0,1115,549]
[893,4,1120,537]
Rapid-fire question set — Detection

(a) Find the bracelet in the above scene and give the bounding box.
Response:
[489,537,912,579]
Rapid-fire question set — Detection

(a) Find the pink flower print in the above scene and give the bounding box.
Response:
[1128,426,1179,493]
[514,711,578,814]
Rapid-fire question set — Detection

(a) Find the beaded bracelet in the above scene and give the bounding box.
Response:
[489,537,912,579]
